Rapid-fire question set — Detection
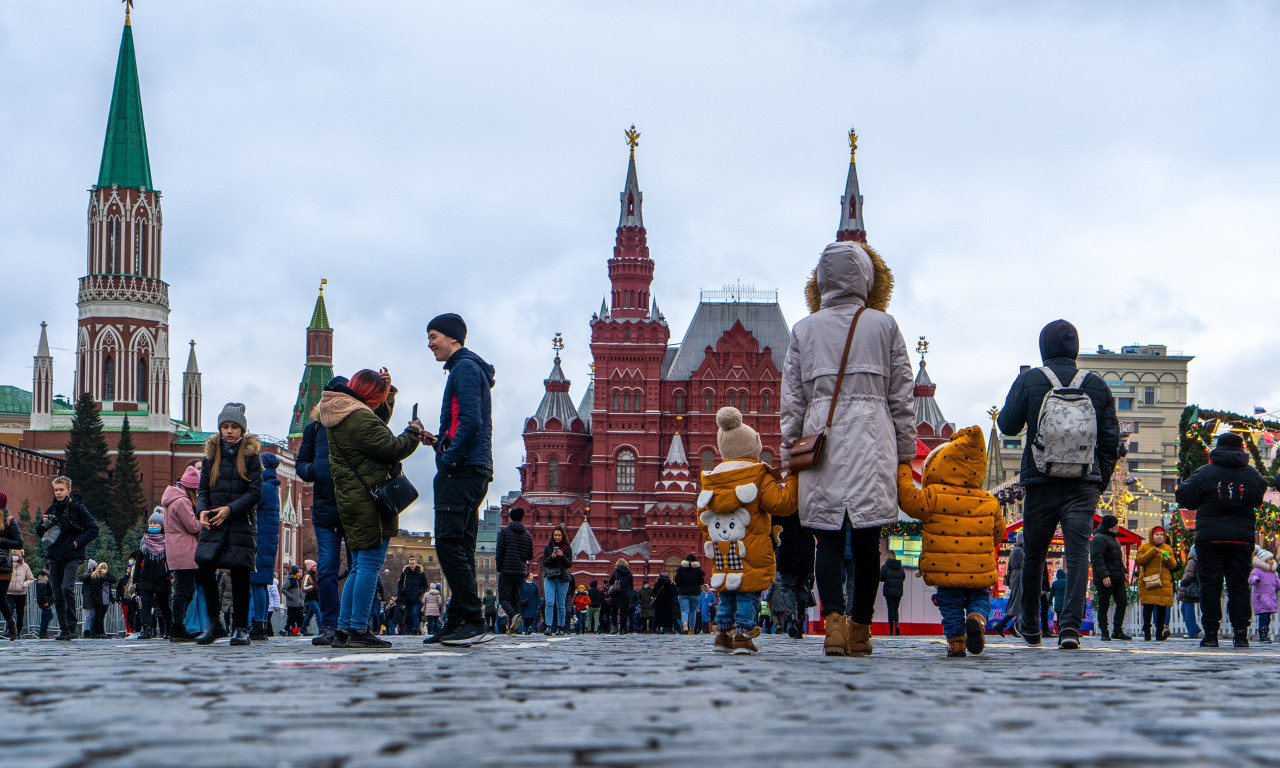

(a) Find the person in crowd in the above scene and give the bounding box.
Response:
[998,320,1119,651]
[636,581,654,634]
[248,452,281,641]
[653,572,677,634]
[781,241,915,658]
[300,560,320,635]
[1250,556,1279,643]
[423,314,496,646]
[1135,525,1179,642]
[117,559,137,635]
[36,569,54,639]
[397,556,430,634]
[572,585,591,635]
[163,465,202,642]
[482,588,498,632]
[6,552,35,640]
[1039,562,1054,637]
[520,573,540,634]
[1050,568,1067,633]
[1178,547,1201,639]
[541,525,573,636]
[697,407,798,655]
[758,597,774,634]
[608,558,635,635]
[496,508,533,635]
[422,583,444,636]
[132,509,171,639]
[320,371,423,649]
[879,551,906,636]
[586,580,603,634]
[86,561,112,638]
[0,499,23,639]
[217,569,235,630]
[282,566,305,634]
[194,403,264,646]
[897,425,1006,657]
[79,560,96,638]
[699,583,718,633]
[1090,514,1131,641]
[995,534,1025,638]
[36,476,99,641]
[674,555,704,634]
[268,575,281,629]
[1176,432,1268,648]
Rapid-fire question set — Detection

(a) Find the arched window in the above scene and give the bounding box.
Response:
[701,449,715,471]
[613,390,620,411]
[674,393,684,413]
[136,357,148,403]
[623,392,632,412]
[704,391,713,411]
[624,328,631,342]
[761,450,773,467]
[134,220,147,274]
[762,392,772,412]
[104,355,116,400]
[616,449,636,492]
[107,217,121,273]
[547,458,559,492]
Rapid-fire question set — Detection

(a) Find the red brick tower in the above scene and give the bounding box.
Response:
[520,334,591,499]
[835,128,866,244]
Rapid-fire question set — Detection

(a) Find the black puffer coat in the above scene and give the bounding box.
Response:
[1089,528,1126,584]
[130,547,170,593]
[879,558,906,598]
[35,494,99,562]
[674,558,704,596]
[0,515,21,574]
[195,435,263,570]
[1176,448,1268,544]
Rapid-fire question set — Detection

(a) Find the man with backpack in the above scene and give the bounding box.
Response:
[998,320,1119,650]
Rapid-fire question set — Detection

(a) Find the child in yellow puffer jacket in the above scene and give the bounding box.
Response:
[896,425,1006,658]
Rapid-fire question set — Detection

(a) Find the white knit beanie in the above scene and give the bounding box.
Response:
[716,407,761,461]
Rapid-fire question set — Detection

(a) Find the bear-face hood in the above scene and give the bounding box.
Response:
[921,425,988,489]
[805,241,893,314]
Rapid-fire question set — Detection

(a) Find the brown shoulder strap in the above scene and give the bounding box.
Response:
[825,306,866,429]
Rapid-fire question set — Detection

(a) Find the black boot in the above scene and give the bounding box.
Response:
[248,621,270,641]
[1260,627,1271,643]
[229,627,252,646]
[1143,626,1151,641]
[1234,629,1250,648]
[1099,626,1111,641]
[195,618,227,646]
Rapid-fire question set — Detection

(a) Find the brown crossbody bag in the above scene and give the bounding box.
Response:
[788,306,866,473]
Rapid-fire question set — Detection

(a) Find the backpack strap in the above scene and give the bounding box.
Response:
[1069,369,1089,389]
[1039,366,1064,390]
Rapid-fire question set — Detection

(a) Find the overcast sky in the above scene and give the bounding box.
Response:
[3,2,1278,531]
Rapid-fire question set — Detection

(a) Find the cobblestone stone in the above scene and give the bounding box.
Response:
[1,633,1272,767]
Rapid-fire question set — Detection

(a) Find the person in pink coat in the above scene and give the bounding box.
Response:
[1248,563,1280,643]
[163,465,203,641]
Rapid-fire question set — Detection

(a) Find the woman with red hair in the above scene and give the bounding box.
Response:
[318,369,425,648]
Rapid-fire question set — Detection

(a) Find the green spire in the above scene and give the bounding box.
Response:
[309,279,331,330]
[97,21,153,190]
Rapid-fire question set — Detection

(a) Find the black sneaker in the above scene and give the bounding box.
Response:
[1112,630,1133,641]
[425,616,462,645]
[344,630,392,649]
[312,628,336,646]
[1022,631,1042,647]
[1234,630,1249,648]
[1201,634,1219,648]
[1058,629,1080,650]
[440,619,494,647]
[55,632,73,642]
[331,630,350,649]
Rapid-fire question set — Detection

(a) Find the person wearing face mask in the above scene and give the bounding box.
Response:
[1135,525,1180,642]
[7,553,36,640]
[131,509,171,639]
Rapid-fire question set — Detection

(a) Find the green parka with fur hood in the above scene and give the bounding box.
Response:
[318,389,421,550]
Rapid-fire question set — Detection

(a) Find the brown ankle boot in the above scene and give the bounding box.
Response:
[823,614,850,656]
[847,621,873,657]
[946,636,967,658]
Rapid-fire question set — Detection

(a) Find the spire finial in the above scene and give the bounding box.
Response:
[625,124,640,158]
[916,335,929,363]
[848,127,858,162]
[987,406,1000,427]
[552,332,564,364]
[319,277,327,296]
[123,0,133,25]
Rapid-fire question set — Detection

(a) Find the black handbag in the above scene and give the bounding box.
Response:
[330,430,419,524]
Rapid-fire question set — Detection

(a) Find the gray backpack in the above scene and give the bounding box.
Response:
[1031,367,1097,478]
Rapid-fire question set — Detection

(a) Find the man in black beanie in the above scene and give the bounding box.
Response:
[998,319,1119,650]
[495,508,533,635]
[1089,514,1130,640]
[1176,432,1267,648]
[423,313,496,646]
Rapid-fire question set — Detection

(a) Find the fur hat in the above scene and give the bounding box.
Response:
[1215,432,1245,451]
[179,465,201,490]
[716,406,761,461]
[427,313,467,345]
[216,402,248,432]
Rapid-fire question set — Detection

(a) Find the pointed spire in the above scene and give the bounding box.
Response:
[619,125,644,228]
[185,340,199,374]
[37,321,51,357]
[309,279,331,330]
[531,334,578,430]
[571,517,602,560]
[97,15,152,189]
[664,432,688,466]
[984,407,1005,491]
[599,297,609,320]
[836,127,865,244]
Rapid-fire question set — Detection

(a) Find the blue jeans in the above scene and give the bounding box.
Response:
[251,584,269,623]
[315,524,344,631]
[338,539,389,632]
[936,587,991,638]
[716,591,760,632]
[1180,601,1200,636]
[544,578,569,630]
[678,595,699,629]
[403,602,422,634]
[1259,612,1273,633]
[302,600,321,633]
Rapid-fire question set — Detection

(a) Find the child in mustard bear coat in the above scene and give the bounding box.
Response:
[896,425,1006,658]
[697,407,798,655]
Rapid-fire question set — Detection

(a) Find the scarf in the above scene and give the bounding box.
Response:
[141,531,166,558]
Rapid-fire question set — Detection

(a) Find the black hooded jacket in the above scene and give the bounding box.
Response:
[495,520,533,575]
[997,320,1120,488]
[1089,528,1126,583]
[35,494,100,562]
[1175,448,1267,544]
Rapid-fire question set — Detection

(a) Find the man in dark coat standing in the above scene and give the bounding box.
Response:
[396,558,430,634]
[495,508,533,634]
[1089,514,1131,641]
[422,313,496,646]
[998,320,1118,650]
[36,476,100,641]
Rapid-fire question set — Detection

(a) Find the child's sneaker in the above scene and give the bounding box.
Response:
[713,630,733,653]
[946,636,967,658]
[964,613,986,655]
[731,632,759,655]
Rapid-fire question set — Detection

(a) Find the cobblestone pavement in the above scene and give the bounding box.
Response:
[1,631,1275,767]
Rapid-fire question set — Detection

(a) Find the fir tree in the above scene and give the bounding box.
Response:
[1177,405,1209,481]
[106,415,147,545]
[64,392,111,522]
[87,530,122,578]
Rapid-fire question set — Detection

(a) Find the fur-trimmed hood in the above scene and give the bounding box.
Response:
[317,390,373,428]
[804,241,893,314]
[203,433,261,460]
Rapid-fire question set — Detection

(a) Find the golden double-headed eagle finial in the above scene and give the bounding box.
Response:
[987,406,1000,426]
[625,125,641,158]
[848,127,858,161]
